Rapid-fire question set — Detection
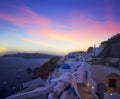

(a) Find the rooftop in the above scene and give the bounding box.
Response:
[62,64,71,69]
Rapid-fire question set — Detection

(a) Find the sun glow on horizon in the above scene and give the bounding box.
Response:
[0,0,120,55]
[0,47,10,55]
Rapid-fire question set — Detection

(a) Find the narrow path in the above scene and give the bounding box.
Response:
[77,83,96,99]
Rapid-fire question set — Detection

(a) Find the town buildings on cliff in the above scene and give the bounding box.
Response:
[7,34,120,99]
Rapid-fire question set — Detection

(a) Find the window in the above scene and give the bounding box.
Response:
[85,71,88,81]
[109,79,116,88]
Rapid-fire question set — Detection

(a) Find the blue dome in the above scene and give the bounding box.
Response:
[62,64,71,69]
[69,55,76,58]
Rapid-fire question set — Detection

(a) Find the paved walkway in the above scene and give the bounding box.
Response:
[77,83,96,99]
[61,89,78,99]
[66,92,78,99]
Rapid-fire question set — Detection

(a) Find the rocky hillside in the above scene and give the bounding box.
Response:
[32,56,61,79]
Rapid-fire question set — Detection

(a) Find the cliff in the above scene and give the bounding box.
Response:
[32,56,61,79]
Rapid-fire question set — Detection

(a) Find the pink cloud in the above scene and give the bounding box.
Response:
[20,7,50,27]
[0,7,50,28]
[21,37,76,53]
[0,13,27,27]
[67,11,120,42]
[55,24,72,29]
[1,5,120,51]
[21,37,53,48]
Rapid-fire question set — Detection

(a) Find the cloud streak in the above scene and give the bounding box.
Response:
[0,6,50,28]
[0,4,120,54]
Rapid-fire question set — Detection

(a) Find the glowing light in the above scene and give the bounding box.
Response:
[92,86,94,89]
[110,93,113,96]
[87,83,89,87]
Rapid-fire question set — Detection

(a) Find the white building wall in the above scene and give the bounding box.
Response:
[83,63,100,99]
[83,63,92,85]
[77,64,84,83]
[104,92,120,99]
[92,65,120,83]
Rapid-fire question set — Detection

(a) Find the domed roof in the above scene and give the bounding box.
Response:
[62,64,71,69]
[69,55,76,58]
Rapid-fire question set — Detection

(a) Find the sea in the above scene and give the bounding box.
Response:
[0,57,49,98]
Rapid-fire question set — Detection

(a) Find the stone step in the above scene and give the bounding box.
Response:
[80,94,93,99]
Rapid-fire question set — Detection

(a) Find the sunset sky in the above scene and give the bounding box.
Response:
[0,0,120,55]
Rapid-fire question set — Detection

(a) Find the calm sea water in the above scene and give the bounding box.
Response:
[0,57,49,98]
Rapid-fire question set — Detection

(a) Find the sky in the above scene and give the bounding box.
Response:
[0,0,120,55]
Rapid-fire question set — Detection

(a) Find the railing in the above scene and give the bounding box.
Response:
[72,73,81,99]
[6,82,56,99]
